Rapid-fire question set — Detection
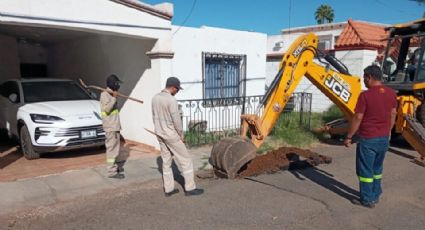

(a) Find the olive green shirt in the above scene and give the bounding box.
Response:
[100,88,121,132]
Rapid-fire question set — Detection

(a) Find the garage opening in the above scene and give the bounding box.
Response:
[0,23,156,87]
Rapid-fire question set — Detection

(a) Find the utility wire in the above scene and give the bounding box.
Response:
[286,0,292,41]
[288,0,292,33]
[173,0,197,35]
[374,0,418,17]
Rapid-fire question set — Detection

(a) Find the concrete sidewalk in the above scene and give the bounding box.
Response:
[0,145,213,215]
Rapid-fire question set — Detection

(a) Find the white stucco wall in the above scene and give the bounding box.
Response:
[170,26,266,132]
[336,49,378,90]
[171,26,267,99]
[0,34,20,81]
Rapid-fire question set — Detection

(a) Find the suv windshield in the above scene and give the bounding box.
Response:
[22,81,92,103]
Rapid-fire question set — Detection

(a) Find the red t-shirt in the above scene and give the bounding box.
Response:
[355,85,397,138]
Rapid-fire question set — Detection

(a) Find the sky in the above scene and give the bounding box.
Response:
[142,0,424,35]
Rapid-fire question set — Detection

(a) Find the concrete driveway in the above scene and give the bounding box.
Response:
[0,138,158,182]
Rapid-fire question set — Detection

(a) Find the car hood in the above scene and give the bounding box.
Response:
[21,100,101,117]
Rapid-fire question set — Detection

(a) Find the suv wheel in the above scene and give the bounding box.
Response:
[20,125,40,160]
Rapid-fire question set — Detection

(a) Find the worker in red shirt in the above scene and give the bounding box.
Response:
[344,65,397,208]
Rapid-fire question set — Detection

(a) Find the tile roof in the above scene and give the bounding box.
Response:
[335,19,388,50]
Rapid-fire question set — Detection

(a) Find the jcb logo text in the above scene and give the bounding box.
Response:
[324,75,351,103]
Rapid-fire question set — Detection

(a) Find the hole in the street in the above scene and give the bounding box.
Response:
[236,147,332,178]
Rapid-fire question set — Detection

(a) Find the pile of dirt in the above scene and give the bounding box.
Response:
[238,147,332,178]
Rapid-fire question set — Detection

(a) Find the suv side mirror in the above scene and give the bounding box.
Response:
[8,93,18,103]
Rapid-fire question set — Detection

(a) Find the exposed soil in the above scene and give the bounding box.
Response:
[238,147,332,178]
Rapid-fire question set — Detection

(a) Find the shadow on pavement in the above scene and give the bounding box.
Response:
[388,147,416,160]
[289,162,359,202]
[156,156,185,189]
[42,146,105,159]
[0,145,22,169]
[317,136,345,146]
[390,135,413,149]
[0,131,22,169]
[388,135,417,160]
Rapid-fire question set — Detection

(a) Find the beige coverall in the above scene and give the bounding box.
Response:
[152,89,196,193]
[100,89,125,175]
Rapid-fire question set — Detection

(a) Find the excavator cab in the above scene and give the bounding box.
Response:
[382,19,425,128]
[380,19,425,166]
[382,19,425,94]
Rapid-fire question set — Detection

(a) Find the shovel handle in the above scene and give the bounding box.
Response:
[79,78,144,104]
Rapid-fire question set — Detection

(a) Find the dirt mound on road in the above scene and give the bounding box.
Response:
[238,147,332,177]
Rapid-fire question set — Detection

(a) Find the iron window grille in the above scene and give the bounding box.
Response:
[202,52,247,107]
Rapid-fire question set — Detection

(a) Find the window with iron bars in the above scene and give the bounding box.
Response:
[202,52,246,106]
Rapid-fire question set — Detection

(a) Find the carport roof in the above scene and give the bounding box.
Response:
[111,0,173,20]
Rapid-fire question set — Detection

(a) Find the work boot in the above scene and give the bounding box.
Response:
[116,161,126,173]
[117,166,125,173]
[108,173,125,179]
[107,166,125,179]
[185,188,204,196]
[164,189,179,197]
[351,199,375,208]
[371,198,380,204]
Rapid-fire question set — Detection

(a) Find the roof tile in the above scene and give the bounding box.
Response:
[335,19,387,50]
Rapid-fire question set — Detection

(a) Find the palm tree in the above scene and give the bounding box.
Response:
[315,4,334,24]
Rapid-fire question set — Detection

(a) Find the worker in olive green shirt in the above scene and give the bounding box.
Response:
[100,74,126,179]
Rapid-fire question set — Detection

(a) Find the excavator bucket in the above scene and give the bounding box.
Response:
[210,137,257,179]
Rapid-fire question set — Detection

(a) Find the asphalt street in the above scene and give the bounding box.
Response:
[1,141,425,230]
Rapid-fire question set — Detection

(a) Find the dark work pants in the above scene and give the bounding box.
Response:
[356,136,389,203]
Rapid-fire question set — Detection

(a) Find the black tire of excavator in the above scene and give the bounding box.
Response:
[416,102,425,128]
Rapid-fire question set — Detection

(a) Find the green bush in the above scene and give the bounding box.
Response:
[260,106,344,151]
[322,104,344,123]
[267,112,318,148]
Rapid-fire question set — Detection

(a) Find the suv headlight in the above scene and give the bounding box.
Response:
[30,114,65,124]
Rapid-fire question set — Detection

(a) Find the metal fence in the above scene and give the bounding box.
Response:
[178,92,312,147]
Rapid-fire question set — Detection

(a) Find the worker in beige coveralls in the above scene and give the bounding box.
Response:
[100,74,126,179]
[152,77,204,197]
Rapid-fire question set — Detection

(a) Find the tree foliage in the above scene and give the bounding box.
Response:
[410,0,425,18]
[410,0,425,4]
[315,4,334,24]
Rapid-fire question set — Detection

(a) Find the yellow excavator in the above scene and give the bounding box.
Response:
[210,19,425,179]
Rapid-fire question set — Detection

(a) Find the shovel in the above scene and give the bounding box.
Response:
[79,78,144,104]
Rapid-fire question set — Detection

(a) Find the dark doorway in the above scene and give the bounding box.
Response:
[20,63,47,78]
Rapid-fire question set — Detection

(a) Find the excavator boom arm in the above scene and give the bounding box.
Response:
[242,33,362,148]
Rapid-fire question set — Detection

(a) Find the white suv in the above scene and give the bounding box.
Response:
[0,78,105,159]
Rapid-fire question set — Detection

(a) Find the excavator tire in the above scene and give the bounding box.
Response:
[416,103,425,128]
[210,137,257,179]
